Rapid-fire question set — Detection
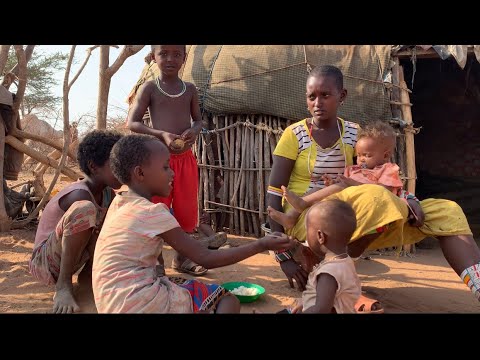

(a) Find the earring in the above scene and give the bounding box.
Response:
[340,101,345,106]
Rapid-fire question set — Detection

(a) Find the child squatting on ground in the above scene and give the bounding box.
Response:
[29,130,122,313]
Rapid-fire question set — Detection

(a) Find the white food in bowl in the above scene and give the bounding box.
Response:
[230,286,258,296]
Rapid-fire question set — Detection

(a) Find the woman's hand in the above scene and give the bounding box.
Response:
[407,199,425,227]
[259,232,296,252]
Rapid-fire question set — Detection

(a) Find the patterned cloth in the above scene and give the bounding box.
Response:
[273,117,358,194]
[29,200,98,285]
[461,263,480,300]
[273,118,358,242]
[345,162,404,195]
[177,280,229,313]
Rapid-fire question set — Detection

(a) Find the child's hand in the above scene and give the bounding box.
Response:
[181,127,201,146]
[259,232,295,252]
[321,174,335,187]
[289,298,303,314]
[407,199,425,227]
[336,175,358,187]
[162,132,182,149]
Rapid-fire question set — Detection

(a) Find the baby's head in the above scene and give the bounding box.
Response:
[305,199,357,257]
[110,134,174,198]
[356,121,396,169]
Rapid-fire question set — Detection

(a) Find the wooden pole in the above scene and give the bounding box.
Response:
[12,128,77,161]
[0,118,12,231]
[257,115,265,235]
[5,135,81,180]
[219,116,229,230]
[228,116,235,233]
[399,66,417,194]
[399,65,417,254]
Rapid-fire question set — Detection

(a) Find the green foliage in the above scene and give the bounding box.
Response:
[5,47,68,114]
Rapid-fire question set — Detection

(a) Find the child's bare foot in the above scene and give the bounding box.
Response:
[267,206,296,230]
[281,186,307,212]
[53,288,80,314]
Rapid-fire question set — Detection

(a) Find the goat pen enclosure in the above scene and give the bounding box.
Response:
[194,114,289,237]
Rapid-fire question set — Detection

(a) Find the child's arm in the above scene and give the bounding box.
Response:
[58,189,104,235]
[127,82,180,144]
[162,228,295,269]
[301,273,337,313]
[181,84,204,147]
[58,189,93,212]
[300,183,348,208]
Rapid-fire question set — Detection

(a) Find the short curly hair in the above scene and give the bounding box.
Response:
[110,134,160,185]
[77,130,123,176]
[357,121,397,152]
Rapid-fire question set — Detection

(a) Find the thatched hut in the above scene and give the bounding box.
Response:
[128,45,480,239]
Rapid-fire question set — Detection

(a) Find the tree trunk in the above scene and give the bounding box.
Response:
[0,45,11,76]
[96,46,110,129]
[95,45,144,129]
[7,45,35,83]
[0,118,12,231]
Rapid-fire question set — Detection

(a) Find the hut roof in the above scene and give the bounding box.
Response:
[127,45,392,125]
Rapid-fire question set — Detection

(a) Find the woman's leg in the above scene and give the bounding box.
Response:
[438,234,480,275]
[438,234,480,301]
[347,233,381,258]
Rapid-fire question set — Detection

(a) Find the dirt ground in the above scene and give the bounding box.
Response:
[1,230,479,313]
[1,171,479,313]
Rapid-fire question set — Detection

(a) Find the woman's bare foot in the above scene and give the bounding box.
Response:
[267,206,297,230]
[53,287,80,314]
[282,186,307,212]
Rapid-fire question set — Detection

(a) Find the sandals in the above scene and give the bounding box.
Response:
[355,294,384,314]
[199,232,228,249]
[172,258,208,276]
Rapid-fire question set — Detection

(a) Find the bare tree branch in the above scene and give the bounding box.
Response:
[13,45,76,228]
[0,45,11,76]
[8,45,35,77]
[5,135,80,180]
[68,45,101,89]
[106,45,145,77]
[96,46,111,129]
[10,128,77,159]
[12,46,27,114]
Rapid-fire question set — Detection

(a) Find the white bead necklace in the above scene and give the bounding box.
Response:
[155,77,186,98]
